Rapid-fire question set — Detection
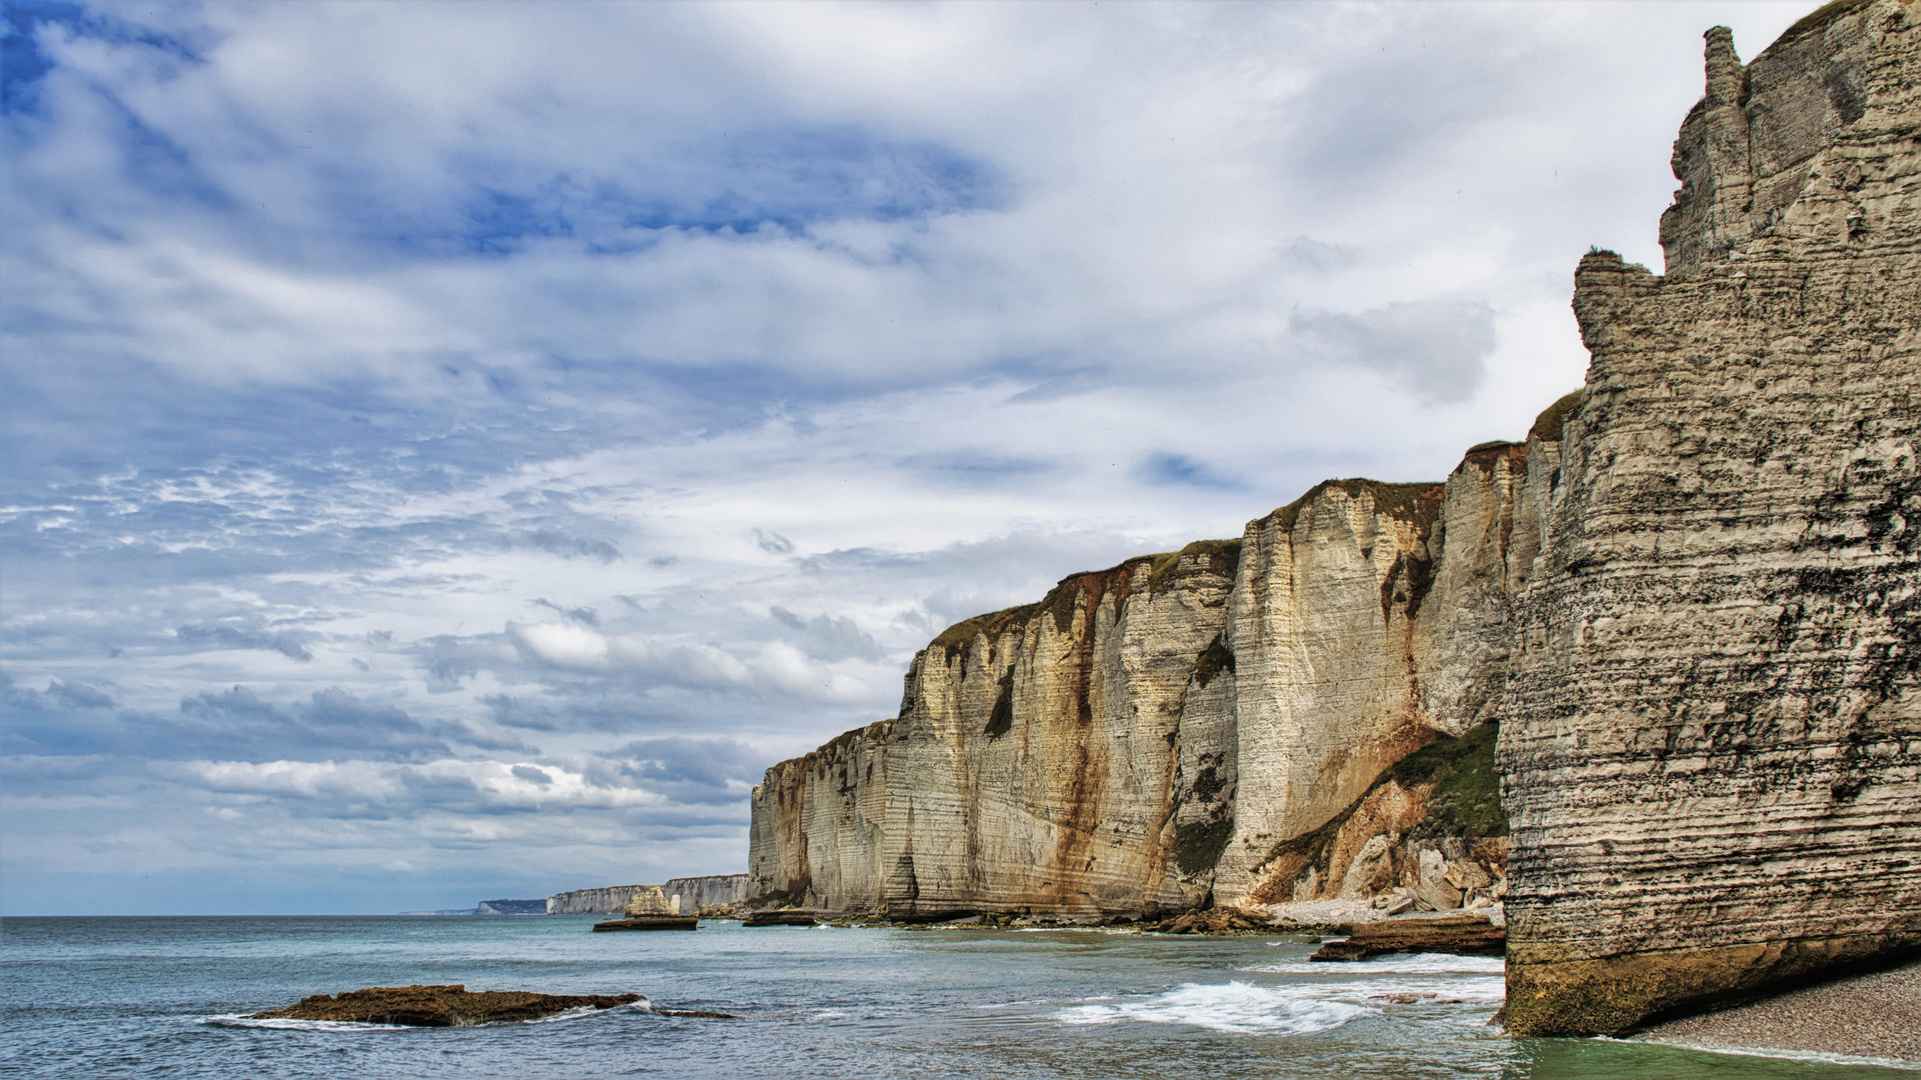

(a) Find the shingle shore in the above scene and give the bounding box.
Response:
[1634,960,1921,1064]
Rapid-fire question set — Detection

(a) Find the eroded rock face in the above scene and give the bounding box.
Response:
[1498,3,1921,1037]
[750,456,1532,918]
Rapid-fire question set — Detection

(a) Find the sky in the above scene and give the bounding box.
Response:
[1,0,1814,915]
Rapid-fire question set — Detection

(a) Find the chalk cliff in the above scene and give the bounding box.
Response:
[749,453,1534,918]
[545,874,749,915]
[747,0,1918,1036]
[1498,1,1921,1036]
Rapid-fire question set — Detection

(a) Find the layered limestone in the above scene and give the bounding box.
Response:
[1498,3,1921,1036]
[750,542,1242,917]
[750,452,1536,917]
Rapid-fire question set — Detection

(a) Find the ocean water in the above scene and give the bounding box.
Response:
[1,916,1911,1079]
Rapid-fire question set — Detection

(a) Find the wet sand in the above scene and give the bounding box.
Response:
[1634,959,1921,1064]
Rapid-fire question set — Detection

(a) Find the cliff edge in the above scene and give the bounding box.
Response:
[1498,1,1921,1036]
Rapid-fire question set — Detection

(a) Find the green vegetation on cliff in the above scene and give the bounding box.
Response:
[1391,721,1508,841]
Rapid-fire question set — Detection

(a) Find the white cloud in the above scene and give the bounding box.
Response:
[1,0,1817,912]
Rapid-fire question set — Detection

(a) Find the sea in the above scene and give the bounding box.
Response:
[2,915,1912,1079]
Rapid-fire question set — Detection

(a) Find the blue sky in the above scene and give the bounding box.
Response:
[1,0,1811,915]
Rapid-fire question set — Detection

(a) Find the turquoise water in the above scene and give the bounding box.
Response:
[0,916,1909,1079]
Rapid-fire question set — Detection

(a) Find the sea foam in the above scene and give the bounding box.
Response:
[1057,980,1374,1036]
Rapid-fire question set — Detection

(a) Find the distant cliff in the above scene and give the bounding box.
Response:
[746,0,1918,1037]
[546,874,750,915]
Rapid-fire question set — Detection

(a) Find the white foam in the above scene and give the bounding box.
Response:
[1253,953,1506,976]
[1604,1037,1921,1073]
[202,1001,647,1031]
[1058,980,1374,1036]
[203,1015,411,1032]
[523,1003,648,1024]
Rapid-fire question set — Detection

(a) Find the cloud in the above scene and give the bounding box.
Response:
[0,0,1820,912]
[752,528,796,555]
[496,620,871,702]
[175,756,666,813]
[1290,300,1498,403]
[770,606,887,663]
[175,624,315,662]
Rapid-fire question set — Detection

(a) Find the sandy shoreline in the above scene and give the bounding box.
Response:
[1632,959,1921,1065]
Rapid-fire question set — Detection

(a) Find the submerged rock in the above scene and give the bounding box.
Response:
[1309,915,1505,961]
[248,984,642,1026]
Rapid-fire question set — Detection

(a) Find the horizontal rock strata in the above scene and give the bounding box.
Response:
[1309,915,1506,961]
[1498,3,1921,1037]
[750,451,1536,918]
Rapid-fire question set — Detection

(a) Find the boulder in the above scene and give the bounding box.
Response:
[1146,906,1270,935]
[1309,915,1505,961]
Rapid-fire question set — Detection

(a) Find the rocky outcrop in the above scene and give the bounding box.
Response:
[750,541,1244,918]
[249,985,643,1026]
[1498,3,1921,1036]
[1309,915,1506,961]
[750,454,1533,918]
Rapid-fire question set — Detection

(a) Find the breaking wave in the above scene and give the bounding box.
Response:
[1057,980,1374,1036]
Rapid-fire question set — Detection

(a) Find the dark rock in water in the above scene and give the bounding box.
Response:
[1147,907,1270,935]
[248,984,642,1026]
[592,917,698,931]
[1309,915,1504,961]
[743,911,818,927]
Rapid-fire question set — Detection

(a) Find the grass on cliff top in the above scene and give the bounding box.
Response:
[1147,538,1243,594]
[1528,389,1586,444]
[930,604,1035,658]
[1269,479,1443,534]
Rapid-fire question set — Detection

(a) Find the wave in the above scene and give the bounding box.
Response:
[1252,953,1506,975]
[203,1015,414,1032]
[202,1002,649,1032]
[1057,980,1374,1036]
[1601,1038,1921,1073]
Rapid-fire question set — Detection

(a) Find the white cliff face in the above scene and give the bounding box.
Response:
[1212,481,1444,904]
[1498,4,1921,1037]
[751,459,1534,917]
[749,544,1242,916]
